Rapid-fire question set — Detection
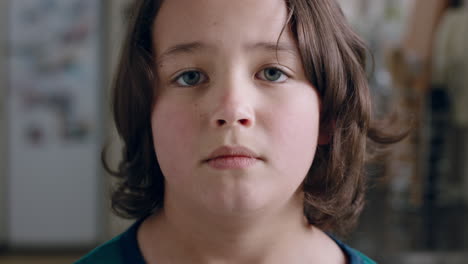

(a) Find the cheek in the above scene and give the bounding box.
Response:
[266,91,320,180]
[151,99,199,179]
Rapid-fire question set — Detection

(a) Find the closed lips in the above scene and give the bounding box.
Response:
[205,146,260,162]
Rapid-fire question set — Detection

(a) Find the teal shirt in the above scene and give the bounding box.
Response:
[75,217,376,264]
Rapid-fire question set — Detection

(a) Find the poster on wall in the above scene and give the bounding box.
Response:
[7,0,102,246]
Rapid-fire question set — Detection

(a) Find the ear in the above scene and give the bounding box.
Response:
[318,120,334,145]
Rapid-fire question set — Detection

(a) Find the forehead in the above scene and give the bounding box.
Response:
[152,0,293,55]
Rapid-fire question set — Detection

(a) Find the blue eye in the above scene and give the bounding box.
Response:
[175,70,206,86]
[258,67,288,82]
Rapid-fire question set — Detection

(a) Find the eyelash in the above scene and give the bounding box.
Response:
[171,66,291,87]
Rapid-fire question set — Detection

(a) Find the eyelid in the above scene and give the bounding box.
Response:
[269,64,293,75]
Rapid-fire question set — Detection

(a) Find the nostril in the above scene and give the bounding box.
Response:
[215,119,250,127]
[239,119,249,125]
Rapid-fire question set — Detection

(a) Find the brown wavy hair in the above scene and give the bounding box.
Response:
[105,0,406,236]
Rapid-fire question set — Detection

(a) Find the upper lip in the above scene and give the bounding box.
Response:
[204,146,260,161]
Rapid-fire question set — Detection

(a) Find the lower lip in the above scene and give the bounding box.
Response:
[206,156,259,169]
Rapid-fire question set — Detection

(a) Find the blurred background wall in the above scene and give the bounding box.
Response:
[0,0,467,263]
[0,0,8,248]
[5,0,105,249]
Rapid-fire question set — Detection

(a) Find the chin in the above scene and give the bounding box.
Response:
[202,188,274,216]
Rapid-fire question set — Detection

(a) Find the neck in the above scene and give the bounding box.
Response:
[141,194,317,264]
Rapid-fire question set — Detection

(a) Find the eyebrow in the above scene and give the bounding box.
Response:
[156,42,208,64]
[156,41,299,64]
[248,42,298,56]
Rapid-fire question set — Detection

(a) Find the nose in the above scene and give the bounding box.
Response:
[209,78,255,129]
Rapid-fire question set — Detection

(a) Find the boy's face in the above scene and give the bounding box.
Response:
[151,0,323,217]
